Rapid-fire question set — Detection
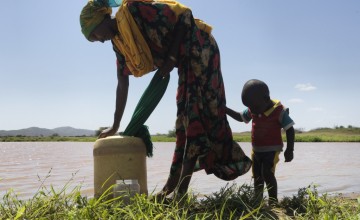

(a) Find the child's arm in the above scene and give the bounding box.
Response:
[284,126,295,162]
[225,107,243,122]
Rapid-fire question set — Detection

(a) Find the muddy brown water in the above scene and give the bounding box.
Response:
[1,142,359,200]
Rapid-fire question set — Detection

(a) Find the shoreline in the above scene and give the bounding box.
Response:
[337,192,360,200]
[1,126,360,142]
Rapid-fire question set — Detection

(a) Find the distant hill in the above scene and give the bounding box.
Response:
[0,126,95,137]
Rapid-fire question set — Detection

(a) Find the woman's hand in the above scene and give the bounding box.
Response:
[98,126,118,139]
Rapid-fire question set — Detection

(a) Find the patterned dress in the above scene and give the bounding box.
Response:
[113,1,251,180]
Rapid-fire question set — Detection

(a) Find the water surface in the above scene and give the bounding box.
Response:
[1,142,359,199]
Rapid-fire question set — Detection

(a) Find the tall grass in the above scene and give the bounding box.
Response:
[280,185,360,219]
[1,177,359,219]
[0,182,260,219]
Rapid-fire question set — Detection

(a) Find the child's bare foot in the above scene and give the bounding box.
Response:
[268,197,279,208]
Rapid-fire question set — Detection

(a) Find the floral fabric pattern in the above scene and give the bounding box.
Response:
[114,1,251,180]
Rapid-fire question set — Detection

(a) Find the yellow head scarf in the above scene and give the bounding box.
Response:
[112,0,212,77]
[80,0,112,41]
[112,0,154,77]
[81,0,213,77]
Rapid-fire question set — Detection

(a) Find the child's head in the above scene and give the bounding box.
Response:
[241,79,272,114]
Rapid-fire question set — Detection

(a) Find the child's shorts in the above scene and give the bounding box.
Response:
[251,151,280,176]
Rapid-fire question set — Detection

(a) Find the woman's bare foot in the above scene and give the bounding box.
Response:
[154,191,169,202]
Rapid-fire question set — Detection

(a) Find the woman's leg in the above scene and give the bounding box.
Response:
[177,157,197,194]
[157,116,186,197]
[159,169,181,196]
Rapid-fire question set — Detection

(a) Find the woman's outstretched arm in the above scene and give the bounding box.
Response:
[98,71,129,138]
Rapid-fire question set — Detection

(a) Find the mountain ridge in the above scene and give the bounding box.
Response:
[0,126,95,137]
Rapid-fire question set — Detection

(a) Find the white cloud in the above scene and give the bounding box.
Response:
[295,83,317,91]
[288,98,304,103]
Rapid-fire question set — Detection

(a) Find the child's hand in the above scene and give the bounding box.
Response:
[284,149,293,162]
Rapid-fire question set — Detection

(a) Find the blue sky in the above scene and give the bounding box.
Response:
[1,0,359,134]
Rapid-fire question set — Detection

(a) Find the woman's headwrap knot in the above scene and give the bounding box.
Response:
[80,0,112,41]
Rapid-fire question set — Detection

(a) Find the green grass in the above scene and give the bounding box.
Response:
[233,126,360,142]
[1,181,359,220]
[294,127,360,142]
[279,185,360,219]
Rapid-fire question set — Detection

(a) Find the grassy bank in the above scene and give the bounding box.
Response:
[232,128,360,142]
[1,182,359,219]
[1,127,359,142]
